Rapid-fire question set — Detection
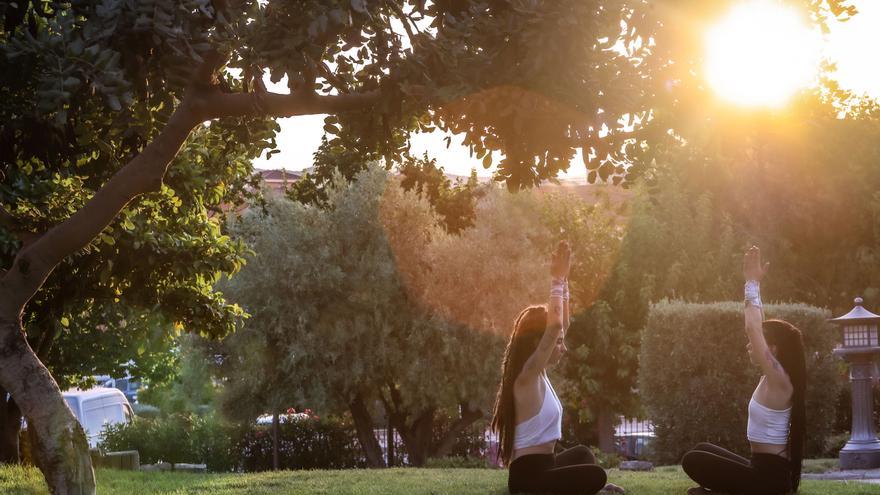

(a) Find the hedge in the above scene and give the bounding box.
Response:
[100,413,363,472]
[640,301,841,464]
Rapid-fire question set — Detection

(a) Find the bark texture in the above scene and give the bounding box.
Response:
[349,394,386,468]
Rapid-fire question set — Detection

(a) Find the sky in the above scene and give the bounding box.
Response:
[252,1,880,179]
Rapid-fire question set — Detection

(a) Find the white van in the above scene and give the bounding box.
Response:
[62,388,134,448]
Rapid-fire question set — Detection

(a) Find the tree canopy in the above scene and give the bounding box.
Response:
[0,0,862,491]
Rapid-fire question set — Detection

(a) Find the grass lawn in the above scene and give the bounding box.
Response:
[1,464,878,494]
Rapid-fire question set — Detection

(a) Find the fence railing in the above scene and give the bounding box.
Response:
[370,416,655,465]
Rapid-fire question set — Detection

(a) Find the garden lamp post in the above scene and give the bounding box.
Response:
[831,297,880,469]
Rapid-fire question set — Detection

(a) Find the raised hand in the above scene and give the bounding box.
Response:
[550,240,572,280]
[743,245,769,282]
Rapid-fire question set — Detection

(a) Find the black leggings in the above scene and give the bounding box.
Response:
[682,442,793,495]
[508,445,607,495]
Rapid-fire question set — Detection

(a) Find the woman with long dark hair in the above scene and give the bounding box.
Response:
[490,241,616,494]
[683,246,807,495]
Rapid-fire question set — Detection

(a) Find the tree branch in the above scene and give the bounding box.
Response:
[430,403,482,458]
[385,1,418,47]
[0,57,380,317]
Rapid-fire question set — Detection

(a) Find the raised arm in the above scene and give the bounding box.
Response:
[521,241,571,378]
[743,246,787,385]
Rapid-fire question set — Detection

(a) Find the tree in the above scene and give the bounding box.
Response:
[289,139,482,234]
[397,153,482,234]
[0,0,856,491]
[532,190,628,450]
[218,167,559,466]
[0,122,259,464]
[217,167,437,467]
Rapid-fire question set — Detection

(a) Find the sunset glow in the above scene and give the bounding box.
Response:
[705,1,820,108]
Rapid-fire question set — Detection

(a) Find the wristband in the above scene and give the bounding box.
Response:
[744,280,762,308]
[563,279,570,302]
[550,278,565,299]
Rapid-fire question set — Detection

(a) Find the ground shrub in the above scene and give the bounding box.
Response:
[238,415,365,471]
[132,403,161,419]
[101,413,360,471]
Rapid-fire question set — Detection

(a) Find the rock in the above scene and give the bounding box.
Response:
[619,460,653,471]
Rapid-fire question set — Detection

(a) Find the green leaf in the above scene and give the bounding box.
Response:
[60,317,70,328]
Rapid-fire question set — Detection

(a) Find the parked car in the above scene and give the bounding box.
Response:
[62,388,134,448]
[94,375,141,404]
[616,432,655,459]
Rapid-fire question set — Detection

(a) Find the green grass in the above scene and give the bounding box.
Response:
[1,465,878,494]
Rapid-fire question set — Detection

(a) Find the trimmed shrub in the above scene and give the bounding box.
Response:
[190,414,245,472]
[101,413,362,471]
[238,415,365,471]
[640,301,840,464]
[100,414,196,466]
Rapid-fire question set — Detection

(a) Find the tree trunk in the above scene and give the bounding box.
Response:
[429,404,483,459]
[386,418,394,467]
[597,406,616,454]
[271,411,280,471]
[0,319,95,494]
[394,409,435,467]
[349,394,386,468]
[0,386,21,464]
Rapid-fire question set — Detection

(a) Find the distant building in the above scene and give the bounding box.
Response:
[258,169,301,195]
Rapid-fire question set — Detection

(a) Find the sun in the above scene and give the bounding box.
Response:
[705,1,820,108]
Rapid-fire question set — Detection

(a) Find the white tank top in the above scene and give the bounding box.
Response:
[747,394,791,445]
[513,373,562,450]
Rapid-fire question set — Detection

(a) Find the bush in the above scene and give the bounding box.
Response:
[101,413,241,470]
[132,403,161,419]
[101,412,365,471]
[591,446,623,469]
[238,414,365,471]
[190,414,245,472]
[640,301,840,464]
[823,432,849,458]
[100,414,197,466]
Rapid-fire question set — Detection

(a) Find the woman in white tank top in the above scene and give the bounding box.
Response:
[682,247,807,495]
[489,241,621,494]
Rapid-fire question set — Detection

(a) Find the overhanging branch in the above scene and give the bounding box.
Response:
[0,54,380,318]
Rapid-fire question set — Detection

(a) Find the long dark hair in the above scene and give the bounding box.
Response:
[490,305,548,466]
[763,319,807,492]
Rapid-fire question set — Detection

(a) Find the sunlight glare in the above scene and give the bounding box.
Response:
[705,1,820,108]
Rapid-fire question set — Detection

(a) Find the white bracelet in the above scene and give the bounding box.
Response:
[744,280,762,308]
[550,278,565,299]
[563,279,570,302]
